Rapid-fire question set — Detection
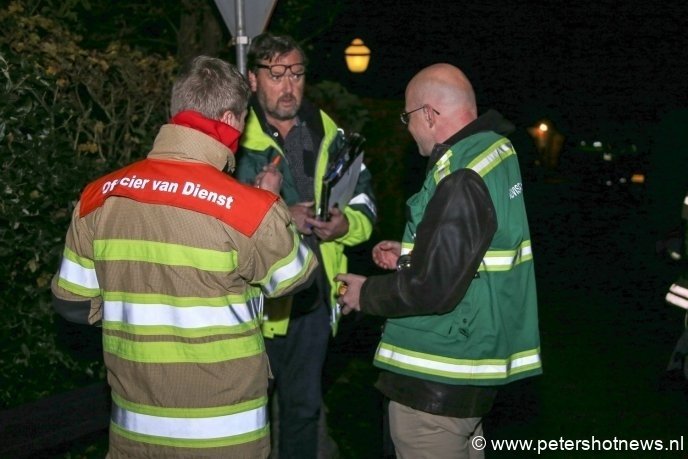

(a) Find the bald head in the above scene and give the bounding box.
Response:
[406,63,477,133]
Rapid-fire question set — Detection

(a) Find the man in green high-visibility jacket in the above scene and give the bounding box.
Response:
[337,63,542,459]
[235,33,376,459]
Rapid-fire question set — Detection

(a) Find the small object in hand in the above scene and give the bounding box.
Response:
[270,155,282,167]
[338,283,348,296]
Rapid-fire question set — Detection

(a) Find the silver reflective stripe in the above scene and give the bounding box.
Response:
[112,404,267,440]
[468,140,513,178]
[349,193,377,218]
[265,240,311,294]
[59,257,99,290]
[479,242,533,272]
[377,345,541,377]
[667,283,688,310]
[249,294,264,324]
[103,301,256,327]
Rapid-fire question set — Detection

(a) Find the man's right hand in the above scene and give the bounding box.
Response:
[372,240,401,270]
[255,162,283,195]
[290,201,315,235]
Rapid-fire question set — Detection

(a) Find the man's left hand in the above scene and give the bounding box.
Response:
[306,206,349,242]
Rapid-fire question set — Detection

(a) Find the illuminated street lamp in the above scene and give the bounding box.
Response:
[527,119,564,169]
[345,38,371,73]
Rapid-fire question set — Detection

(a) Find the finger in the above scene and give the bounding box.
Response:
[337,283,348,296]
[305,217,326,229]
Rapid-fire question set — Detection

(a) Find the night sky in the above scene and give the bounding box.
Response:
[309,0,687,135]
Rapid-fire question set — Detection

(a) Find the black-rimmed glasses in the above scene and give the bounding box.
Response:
[255,63,306,78]
[400,105,440,125]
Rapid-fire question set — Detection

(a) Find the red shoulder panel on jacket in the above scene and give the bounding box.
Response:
[79,159,279,237]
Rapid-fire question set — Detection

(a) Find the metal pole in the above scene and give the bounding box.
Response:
[234,0,249,76]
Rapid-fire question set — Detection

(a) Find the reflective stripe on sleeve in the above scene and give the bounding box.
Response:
[58,249,100,295]
[349,193,377,219]
[400,242,414,256]
[263,234,313,295]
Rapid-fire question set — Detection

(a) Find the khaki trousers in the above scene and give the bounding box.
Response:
[388,401,484,459]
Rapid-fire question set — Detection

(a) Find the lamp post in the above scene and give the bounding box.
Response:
[344,38,371,73]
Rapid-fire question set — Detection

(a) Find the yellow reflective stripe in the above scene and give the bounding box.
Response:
[103,333,264,363]
[57,277,100,297]
[262,232,314,295]
[111,393,268,448]
[466,138,513,178]
[401,242,414,255]
[112,392,267,418]
[375,342,541,380]
[478,240,533,272]
[111,421,268,449]
[432,149,453,184]
[63,246,95,268]
[94,239,237,272]
[104,321,256,338]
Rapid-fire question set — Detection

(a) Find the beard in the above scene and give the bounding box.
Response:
[261,93,301,122]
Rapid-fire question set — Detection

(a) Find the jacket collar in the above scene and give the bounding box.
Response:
[249,96,325,145]
[426,109,515,173]
[148,123,235,171]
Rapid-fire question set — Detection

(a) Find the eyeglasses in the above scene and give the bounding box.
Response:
[400,105,440,125]
[255,63,306,80]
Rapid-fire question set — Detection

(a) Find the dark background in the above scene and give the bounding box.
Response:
[309,0,686,134]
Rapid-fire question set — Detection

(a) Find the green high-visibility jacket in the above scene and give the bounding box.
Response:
[236,102,376,336]
[369,129,542,386]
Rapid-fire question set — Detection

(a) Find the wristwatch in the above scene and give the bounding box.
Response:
[396,254,412,271]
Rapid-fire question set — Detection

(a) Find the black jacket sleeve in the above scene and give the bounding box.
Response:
[52,295,93,325]
[360,169,497,317]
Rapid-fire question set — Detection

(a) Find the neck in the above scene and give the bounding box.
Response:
[266,115,297,139]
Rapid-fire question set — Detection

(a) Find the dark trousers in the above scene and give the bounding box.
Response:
[266,304,330,459]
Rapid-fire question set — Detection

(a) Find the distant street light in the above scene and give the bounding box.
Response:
[527,119,564,169]
[345,38,371,73]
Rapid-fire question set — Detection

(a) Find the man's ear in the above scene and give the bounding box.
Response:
[424,106,435,128]
[248,71,258,92]
[220,111,233,125]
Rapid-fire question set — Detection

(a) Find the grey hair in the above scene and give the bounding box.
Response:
[170,55,250,119]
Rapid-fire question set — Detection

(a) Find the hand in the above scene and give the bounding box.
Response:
[290,201,315,235]
[334,273,367,315]
[255,162,282,195]
[305,206,349,242]
[372,240,402,270]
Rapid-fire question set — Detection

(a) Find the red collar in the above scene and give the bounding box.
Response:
[170,110,241,153]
